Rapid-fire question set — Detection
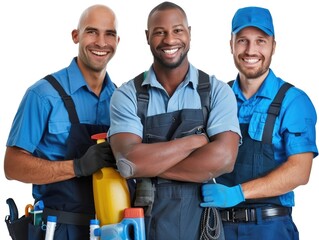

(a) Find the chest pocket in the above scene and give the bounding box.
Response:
[248,112,268,141]
[48,120,70,135]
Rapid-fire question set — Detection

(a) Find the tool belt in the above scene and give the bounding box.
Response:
[42,208,94,226]
[220,206,291,222]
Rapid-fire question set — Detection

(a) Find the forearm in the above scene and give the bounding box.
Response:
[111,133,208,177]
[160,131,239,182]
[4,146,75,184]
[242,153,313,199]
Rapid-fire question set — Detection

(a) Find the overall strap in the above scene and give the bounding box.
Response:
[44,75,80,124]
[262,82,293,144]
[134,70,211,124]
[197,70,211,124]
[228,80,235,88]
[134,72,148,126]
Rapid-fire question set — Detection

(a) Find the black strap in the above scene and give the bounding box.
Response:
[262,82,293,143]
[220,206,290,222]
[197,70,211,125]
[44,75,80,124]
[134,70,211,125]
[43,208,94,226]
[134,72,149,126]
[227,80,235,88]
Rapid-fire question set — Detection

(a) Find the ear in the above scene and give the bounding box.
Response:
[188,26,191,40]
[72,29,79,44]
[230,39,233,54]
[145,30,150,45]
[272,39,276,56]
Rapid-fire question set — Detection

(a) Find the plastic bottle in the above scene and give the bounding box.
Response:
[44,215,57,240]
[90,219,100,240]
[30,200,45,226]
[94,208,146,240]
[91,133,131,226]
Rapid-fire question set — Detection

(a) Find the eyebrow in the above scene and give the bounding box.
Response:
[85,27,117,34]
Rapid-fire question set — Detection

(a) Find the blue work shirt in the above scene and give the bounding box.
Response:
[108,64,241,139]
[232,69,318,206]
[6,57,116,198]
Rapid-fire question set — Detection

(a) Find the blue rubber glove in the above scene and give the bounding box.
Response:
[200,183,245,208]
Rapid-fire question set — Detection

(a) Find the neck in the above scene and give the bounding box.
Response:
[238,69,269,99]
[153,62,189,96]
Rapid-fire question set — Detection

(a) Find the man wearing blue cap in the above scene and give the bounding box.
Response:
[200,6,318,240]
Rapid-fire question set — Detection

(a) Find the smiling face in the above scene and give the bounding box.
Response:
[230,26,276,80]
[146,8,191,70]
[72,5,120,73]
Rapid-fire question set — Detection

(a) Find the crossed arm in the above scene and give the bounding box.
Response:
[110,131,240,183]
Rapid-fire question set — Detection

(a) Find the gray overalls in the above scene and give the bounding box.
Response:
[133,70,223,240]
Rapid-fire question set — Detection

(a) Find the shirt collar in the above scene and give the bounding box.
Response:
[233,68,279,100]
[66,57,113,95]
[142,64,197,90]
[65,57,88,94]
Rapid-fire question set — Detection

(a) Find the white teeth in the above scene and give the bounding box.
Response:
[92,51,107,56]
[244,58,258,64]
[164,48,178,54]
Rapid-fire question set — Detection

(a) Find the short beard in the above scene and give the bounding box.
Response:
[234,58,270,79]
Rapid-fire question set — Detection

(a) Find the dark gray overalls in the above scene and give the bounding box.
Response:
[29,75,109,240]
[133,70,223,240]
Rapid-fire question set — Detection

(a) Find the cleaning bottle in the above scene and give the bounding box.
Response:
[90,219,100,240]
[91,133,131,226]
[94,207,146,240]
[44,216,57,240]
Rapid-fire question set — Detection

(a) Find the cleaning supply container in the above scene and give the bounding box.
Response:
[90,219,100,240]
[91,133,131,226]
[94,208,146,240]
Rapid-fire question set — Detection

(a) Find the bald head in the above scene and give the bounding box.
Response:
[72,4,120,75]
[77,4,118,31]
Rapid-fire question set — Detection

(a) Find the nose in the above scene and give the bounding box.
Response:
[95,35,108,47]
[245,42,258,55]
[162,32,176,45]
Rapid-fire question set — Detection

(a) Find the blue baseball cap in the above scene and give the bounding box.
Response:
[232,6,274,36]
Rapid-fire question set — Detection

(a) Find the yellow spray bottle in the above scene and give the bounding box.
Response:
[91,133,130,226]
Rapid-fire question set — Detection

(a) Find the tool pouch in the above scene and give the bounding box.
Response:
[5,214,32,240]
[6,217,45,240]
[5,198,45,240]
[133,178,155,217]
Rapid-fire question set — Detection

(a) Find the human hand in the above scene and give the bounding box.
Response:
[200,183,245,208]
[73,141,116,177]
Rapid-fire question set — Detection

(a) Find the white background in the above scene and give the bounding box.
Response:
[1,0,318,239]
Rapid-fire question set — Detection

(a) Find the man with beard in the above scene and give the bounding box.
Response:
[201,6,318,240]
[4,4,119,239]
[108,2,241,239]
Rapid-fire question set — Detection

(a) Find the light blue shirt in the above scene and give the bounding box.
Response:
[109,64,241,139]
[7,57,116,161]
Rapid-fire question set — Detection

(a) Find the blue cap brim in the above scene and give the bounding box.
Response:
[233,24,274,36]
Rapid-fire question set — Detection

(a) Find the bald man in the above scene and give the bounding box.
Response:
[4,4,119,239]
